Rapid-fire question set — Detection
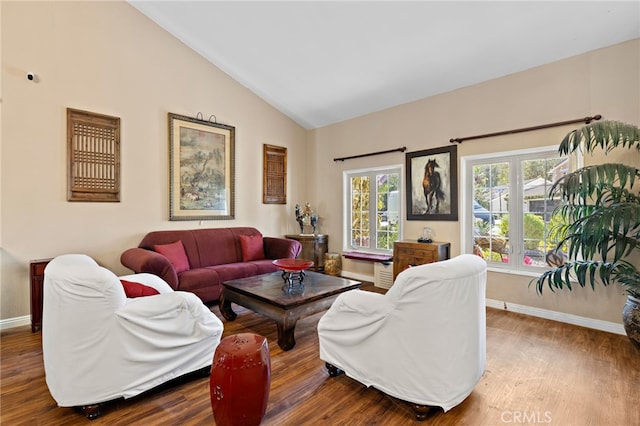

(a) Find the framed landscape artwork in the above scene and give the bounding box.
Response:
[406,145,458,221]
[169,113,235,220]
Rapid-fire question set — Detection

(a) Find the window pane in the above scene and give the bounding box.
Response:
[375,173,400,250]
[351,176,370,249]
[472,162,509,263]
[521,157,566,267]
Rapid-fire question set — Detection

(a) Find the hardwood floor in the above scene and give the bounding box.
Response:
[1,284,639,425]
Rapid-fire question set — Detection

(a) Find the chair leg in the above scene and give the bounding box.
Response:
[384,393,440,421]
[407,403,437,421]
[80,403,103,420]
[325,362,344,377]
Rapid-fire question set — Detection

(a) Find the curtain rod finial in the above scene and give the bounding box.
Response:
[587,114,602,123]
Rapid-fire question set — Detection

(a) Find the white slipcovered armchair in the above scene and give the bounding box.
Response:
[317,254,487,419]
[42,254,224,418]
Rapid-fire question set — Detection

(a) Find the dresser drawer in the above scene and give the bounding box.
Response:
[396,247,435,259]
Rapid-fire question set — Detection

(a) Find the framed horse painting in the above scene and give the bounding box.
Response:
[406,145,458,221]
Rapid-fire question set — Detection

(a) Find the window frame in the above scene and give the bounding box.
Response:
[343,164,403,254]
[461,145,579,276]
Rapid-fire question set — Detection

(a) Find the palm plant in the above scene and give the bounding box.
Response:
[534,120,640,297]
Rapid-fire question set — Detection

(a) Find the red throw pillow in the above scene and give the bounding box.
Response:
[240,234,265,262]
[154,240,190,273]
[121,279,160,298]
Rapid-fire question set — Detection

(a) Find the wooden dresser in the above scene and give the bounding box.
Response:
[392,241,450,280]
[285,234,328,272]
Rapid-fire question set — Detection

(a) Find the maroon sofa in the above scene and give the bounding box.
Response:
[120,227,301,304]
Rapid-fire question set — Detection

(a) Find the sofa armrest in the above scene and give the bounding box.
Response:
[263,237,302,259]
[120,248,179,289]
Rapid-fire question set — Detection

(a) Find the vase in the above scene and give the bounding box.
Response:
[622,295,640,350]
[324,253,342,276]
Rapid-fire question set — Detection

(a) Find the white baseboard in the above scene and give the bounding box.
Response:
[0,315,31,331]
[486,298,626,335]
[338,275,626,335]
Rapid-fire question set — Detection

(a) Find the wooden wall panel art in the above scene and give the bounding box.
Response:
[67,108,120,202]
[263,144,287,204]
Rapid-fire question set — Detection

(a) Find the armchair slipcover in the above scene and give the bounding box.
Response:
[42,254,224,412]
[317,254,487,414]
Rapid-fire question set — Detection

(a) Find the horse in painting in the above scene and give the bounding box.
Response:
[422,159,445,214]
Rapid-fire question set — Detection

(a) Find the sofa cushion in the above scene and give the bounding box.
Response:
[139,230,199,267]
[247,259,281,275]
[120,279,160,298]
[193,228,241,267]
[240,234,265,262]
[154,240,190,273]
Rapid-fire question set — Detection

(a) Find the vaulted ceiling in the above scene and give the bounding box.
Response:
[130,1,640,129]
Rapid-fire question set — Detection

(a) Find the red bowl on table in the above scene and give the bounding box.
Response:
[272,258,314,272]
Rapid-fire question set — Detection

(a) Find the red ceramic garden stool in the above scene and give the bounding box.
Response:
[210,333,271,426]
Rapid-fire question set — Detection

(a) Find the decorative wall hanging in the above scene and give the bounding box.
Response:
[67,108,120,202]
[263,144,287,204]
[406,145,458,221]
[169,113,235,220]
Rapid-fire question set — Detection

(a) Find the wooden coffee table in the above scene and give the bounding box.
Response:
[220,271,361,351]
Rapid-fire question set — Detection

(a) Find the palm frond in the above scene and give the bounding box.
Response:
[549,164,640,205]
[532,260,640,295]
[559,120,640,156]
[613,261,640,289]
[556,202,640,262]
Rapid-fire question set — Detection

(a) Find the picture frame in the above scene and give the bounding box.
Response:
[406,145,458,221]
[169,113,235,221]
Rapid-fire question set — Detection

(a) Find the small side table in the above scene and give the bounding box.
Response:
[210,333,271,426]
[30,258,52,332]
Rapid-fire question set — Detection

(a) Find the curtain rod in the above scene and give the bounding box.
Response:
[333,146,407,162]
[449,115,602,144]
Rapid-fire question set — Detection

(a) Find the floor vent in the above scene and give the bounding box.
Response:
[374,262,394,289]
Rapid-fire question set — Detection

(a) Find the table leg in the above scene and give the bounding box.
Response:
[275,318,298,351]
[219,293,237,321]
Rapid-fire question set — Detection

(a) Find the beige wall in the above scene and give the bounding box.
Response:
[1,1,308,320]
[2,1,638,327]
[309,39,639,324]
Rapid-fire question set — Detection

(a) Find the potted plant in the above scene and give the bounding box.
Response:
[533,120,640,348]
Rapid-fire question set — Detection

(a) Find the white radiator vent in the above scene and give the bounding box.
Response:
[374,262,394,289]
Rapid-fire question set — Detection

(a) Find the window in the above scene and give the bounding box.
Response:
[462,146,574,274]
[344,166,402,253]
